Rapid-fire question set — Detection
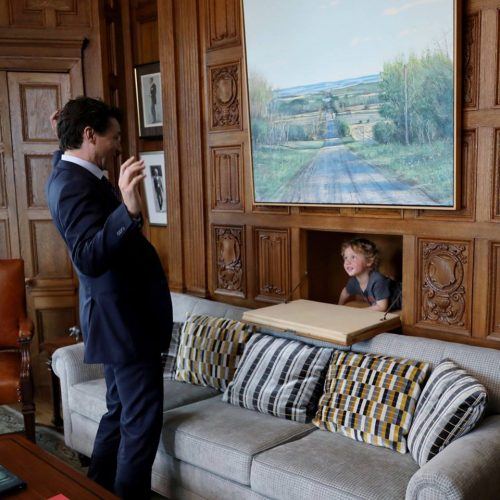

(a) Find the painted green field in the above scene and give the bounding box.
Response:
[253,141,323,200]
[345,139,454,204]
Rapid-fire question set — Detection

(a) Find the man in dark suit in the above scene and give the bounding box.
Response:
[46,97,172,499]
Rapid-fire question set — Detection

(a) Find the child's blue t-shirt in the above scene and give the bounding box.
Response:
[346,270,402,310]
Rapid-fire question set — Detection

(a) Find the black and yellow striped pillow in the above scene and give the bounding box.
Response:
[313,351,429,453]
[174,314,254,391]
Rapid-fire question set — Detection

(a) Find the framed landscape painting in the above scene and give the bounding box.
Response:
[243,0,460,209]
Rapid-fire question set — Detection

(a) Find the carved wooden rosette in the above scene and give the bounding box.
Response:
[214,225,245,297]
[420,241,469,329]
[255,228,290,303]
[463,13,479,109]
[209,62,241,131]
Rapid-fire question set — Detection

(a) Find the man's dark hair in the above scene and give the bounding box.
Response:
[57,97,122,151]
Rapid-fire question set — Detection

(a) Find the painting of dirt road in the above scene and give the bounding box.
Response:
[243,0,457,208]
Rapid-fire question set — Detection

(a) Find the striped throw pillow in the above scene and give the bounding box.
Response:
[407,359,487,466]
[313,351,429,453]
[223,334,333,422]
[174,315,254,391]
[163,322,182,380]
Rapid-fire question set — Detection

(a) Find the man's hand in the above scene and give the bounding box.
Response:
[118,157,146,217]
[50,110,60,138]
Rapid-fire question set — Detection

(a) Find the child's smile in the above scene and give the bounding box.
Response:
[343,246,371,278]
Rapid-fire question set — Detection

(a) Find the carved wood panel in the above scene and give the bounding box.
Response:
[21,84,60,141]
[208,62,242,131]
[497,9,500,106]
[207,0,241,50]
[494,129,500,219]
[0,150,5,208]
[463,13,480,109]
[0,71,18,258]
[417,129,477,220]
[25,154,51,208]
[213,225,245,297]
[211,144,243,211]
[489,243,500,339]
[255,228,290,303]
[35,306,76,347]
[0,220,9,258]
[5,0,91,28]
[30,221,72,278]
[417,239,472,335]
[299,206,341,216]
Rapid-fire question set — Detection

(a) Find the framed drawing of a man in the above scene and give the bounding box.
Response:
[243,0,460,209]
[140,151,167,226]
[135,62,163,138]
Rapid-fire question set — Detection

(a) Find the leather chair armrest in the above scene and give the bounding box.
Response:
[406,415,500,500]
[18,317,34,341]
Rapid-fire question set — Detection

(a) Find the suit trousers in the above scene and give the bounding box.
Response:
[88,359,163,499]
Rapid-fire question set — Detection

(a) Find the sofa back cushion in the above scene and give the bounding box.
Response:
[407,359,487,466]
[171,292,248,323]
[352,333,500,414]
[223,333,333,422]
[174,314,254,391]
[313,351,429,453]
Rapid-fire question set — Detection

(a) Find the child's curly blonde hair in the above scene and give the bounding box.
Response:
[341,238,380,269]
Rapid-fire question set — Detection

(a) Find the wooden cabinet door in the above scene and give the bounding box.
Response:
[7,72,78,370]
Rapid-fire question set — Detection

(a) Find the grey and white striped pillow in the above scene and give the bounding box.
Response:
[163,322,182,380]
[222,333,333,422]
[408,359,487,466]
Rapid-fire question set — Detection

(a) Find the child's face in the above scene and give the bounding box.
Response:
[342,246,372,277]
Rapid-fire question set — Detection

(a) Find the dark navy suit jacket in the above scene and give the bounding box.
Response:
[46,151,172,364]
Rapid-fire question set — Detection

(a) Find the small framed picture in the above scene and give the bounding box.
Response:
[140,151,167,226]
[134,62,163,138]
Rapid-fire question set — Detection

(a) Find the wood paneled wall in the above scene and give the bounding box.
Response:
[141,0,500,349]
[0,0,111,386]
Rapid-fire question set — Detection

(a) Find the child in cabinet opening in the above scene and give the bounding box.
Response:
[338,238,402,312]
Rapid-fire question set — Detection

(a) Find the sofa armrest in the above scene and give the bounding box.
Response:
[52,343,104,386]
[51,343,104,449]
[406,415,500,500]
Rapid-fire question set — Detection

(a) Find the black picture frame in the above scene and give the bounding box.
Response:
[134,62,163,138]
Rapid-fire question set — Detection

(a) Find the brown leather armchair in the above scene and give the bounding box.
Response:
[0,259,35,442]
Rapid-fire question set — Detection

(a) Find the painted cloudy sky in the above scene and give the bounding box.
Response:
[243,0,454,89]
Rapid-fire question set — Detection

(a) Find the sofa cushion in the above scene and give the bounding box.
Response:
[353,333,500,413]
[171,292,248,323]
[251,429,419,500]
[160,395,314,485]
[174,314,254,391]
[69,378,219,423]
[313,350,429,453]
[408,359,487,466]
[223,334,333,422]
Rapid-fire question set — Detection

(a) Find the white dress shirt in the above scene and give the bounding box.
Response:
[61,153,105,180]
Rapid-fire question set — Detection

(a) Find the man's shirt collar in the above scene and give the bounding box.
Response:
[61,153,105,179]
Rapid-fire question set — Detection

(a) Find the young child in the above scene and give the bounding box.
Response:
[338,238,401,312]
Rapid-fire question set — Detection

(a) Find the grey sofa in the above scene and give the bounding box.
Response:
[52,293,500,500]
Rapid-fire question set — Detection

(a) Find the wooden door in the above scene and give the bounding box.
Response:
[0,72,20,259]
[7,72,78,383]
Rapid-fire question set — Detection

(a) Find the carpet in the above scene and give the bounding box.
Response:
[0,405,86,474]
[0,405,166,498]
